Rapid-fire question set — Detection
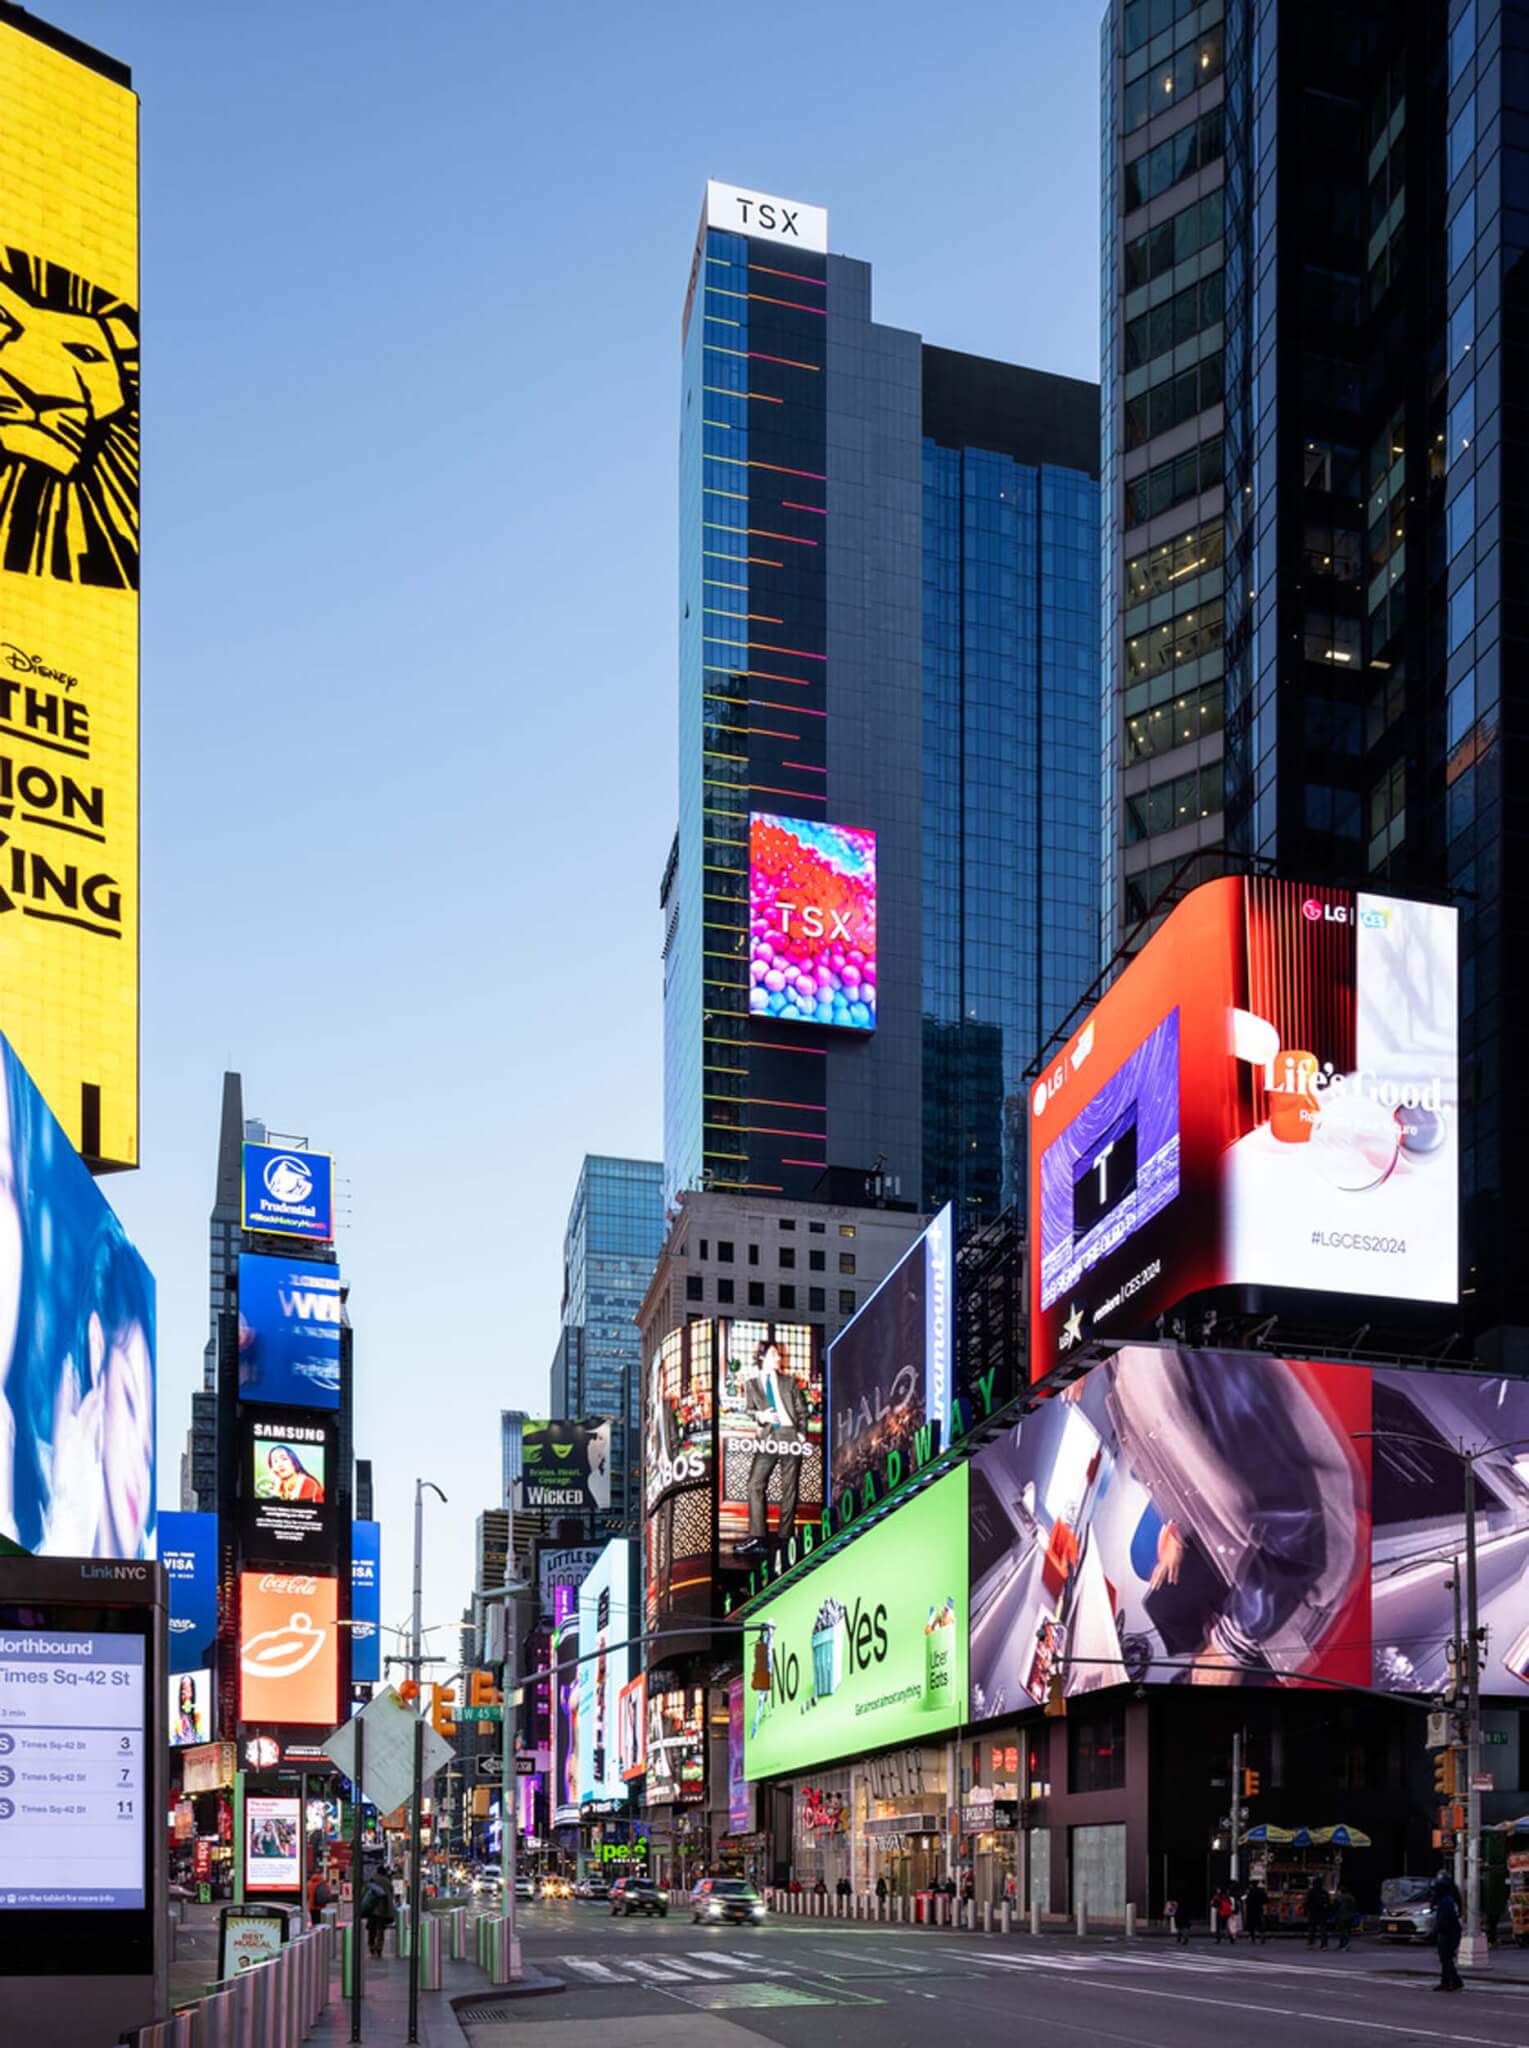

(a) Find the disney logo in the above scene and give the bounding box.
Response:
[1,643,79,692]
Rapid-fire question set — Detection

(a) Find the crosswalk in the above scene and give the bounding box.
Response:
[555,1947,795,1987]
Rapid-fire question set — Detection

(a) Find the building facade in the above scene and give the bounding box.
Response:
[664,183,1100,1225]
[547,1154,665,1527]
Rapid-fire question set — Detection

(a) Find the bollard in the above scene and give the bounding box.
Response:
[420,1913,443,1991]
[894,1894,904,1923]
[1076,1896,1088,1940]
[1030,1899,1041,1938]
[1001,1900,1012,1936]
[341,1921,355,1999]
[982,1901,992,1934]
[1125,1903,1137,1938]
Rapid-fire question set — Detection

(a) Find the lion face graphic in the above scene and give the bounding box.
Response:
[0,250,138,590]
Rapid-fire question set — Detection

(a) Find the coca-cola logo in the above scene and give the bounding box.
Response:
[258,1574,317,1595]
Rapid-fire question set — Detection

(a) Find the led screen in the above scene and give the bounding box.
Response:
[159,1509,217,1675]
[238,1571,339,1728]
[645,1687,704,1805]
[245,1796,300,1893]
[827,1206,952,1499]
[577,1540,631,1808]
[553,1622,579,1826]
[168,1666,213,1748]
[239,1415,336,1563]
[516,1420,613,1518]
[717,1320,822,1565]
[748,813,876,1030]
[0,1032,154,1558]
[1029,880,1459,1381]
[745,1467,968,1781]
[726,1677,750,1835]
[0,17,140,1169]
[538,1546,604,1616]
[618,1674,646,1781]
[350,1520,381,1685]
[237,1253,341,1409]
[241,1143,333,1242]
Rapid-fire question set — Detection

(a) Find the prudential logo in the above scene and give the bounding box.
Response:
[264,1154,313,1205]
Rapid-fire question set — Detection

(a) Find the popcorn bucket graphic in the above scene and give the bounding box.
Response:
[812,1601,846,1700]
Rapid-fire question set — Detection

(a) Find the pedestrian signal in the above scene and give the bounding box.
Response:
[1434,1749,1459,1798]
[751,1638,772,1691]
[469,1669,502,1710]
[430,1682,457,1739]
[1241,1768,1260,1798]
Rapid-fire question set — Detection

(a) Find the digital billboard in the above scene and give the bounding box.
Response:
[827,1206,952,1500]
[159,1508,217,1675]
[516,1419,612,1517]
[168,1667,213,1748]
[350,1520,381,1685]
[1029,879,1459,1381]
[645,1687,705,1806]
[745,1467,969,1781]
[237,1253,341,1409]
[241,1143,333,1242]
[245,1796,300,1893]
[748,814,876,1031]
[239,1415,335,1562]
[644,1327,712,1518]
[553,1619,579,1826]
[238,1570,339,1728]
[577,1540,631,1808]
[0,1033,154,1559]
[726,1677,750,1835]
[0,17,140,1170]
[717,1319,822,1565]
[618,1673,646,1782]
[538,1545,604,1616]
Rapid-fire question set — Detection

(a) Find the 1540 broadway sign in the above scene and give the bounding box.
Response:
[744,1468,968,1782]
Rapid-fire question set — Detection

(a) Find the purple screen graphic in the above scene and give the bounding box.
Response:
[1039,1009,1181,1311]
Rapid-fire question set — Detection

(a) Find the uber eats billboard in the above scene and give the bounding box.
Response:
[744,1467,967,1781]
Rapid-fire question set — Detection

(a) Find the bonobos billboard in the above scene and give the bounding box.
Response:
[242,1142,333,1242]
[745,1468,968,1781]
[0,1032,155,1559]
[237,1253,341,1409]
[1029,878,1459,1381]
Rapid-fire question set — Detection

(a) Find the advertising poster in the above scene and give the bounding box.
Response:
[644,1323,713,1516]
[350,1519,381,1684]
[748,813,877,1031]
[717,1320,822,1565]
[168,1667,214,1747]
[618,1673,646,1781]
[181,1742,235,1795]
[515,1419,613,1517]
[827,1207,952,1499]
[0,1034,155,1560]
[553,1620,579,1825]
[159,1508,218,1673]
[245,1796,301,1893]
[1029,878,1459,1381]
[0,19,140,1171]
[726,1677,750,1835]
[241,1142,333,1242]
[645,1687,705,1806]
[577,1540,631,1808]
[237,1253,341,1409]
[219,1905,287,1975]
[745,1467,968,1782]
[240,1415,335,1562]
[238,1570,339,1727]
[538,1545,604,1616]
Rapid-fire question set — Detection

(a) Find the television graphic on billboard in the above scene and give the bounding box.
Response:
[717,1320,822,1565]
[748,814,876,1030]
[239,1415,336,1562]
[827,1207,952,1499]
[577,1541,631,1808]
[645,1687,705,1806]
[0,1032,155,1559]
[239,1571,339,1728]
[159,1509,217,1674]
[241,1142,334,1242]
[1029,878,1459,1382]
[516,1419,613,1517]
[0,19,140,1170]
[237,1253,341,1409]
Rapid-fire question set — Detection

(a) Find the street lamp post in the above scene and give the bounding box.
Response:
[406,1478,447,2047]
[474,1579,525,1982]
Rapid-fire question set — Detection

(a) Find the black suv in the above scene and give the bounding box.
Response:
[610,1876,669,1918]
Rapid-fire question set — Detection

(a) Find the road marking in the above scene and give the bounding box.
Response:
[685,1949,774,1972]
[660,1958,732,1981]
[558,1955,624,1982]
[624,1958,691,1983]
[812,1944,926,1973]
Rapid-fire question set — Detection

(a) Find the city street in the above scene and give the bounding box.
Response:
[453,1902,1529,2048]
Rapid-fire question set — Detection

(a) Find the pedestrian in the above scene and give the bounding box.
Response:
[875,1875,888,1903]
[307,1866,334,1928]
[789,1877,802,1896]
[814,1875,828,1898]
[1433,1872,1464,1993]
[1003,1872,1017,1907]
[358,1870,396,1960]
[1244,1879,1268,1945]
[1171,1896,1192,1946]
[1334,1887,1357,1952]
[836,1876,851,1902]
[961,1873,974,1905]
[1305,1875,1330,1950]
[1212,1887,1236,1944]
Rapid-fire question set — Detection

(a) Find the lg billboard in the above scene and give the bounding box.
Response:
[1029,878,1458,1381]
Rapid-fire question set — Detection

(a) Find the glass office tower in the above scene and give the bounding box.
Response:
[665,184,1100,1226]
[1101,0,1527,1360]
[548,1154,665,1527]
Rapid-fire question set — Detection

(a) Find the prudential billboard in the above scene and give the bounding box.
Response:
[744,1467,968,1782]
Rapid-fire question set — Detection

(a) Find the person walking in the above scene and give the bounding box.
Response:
[1433,1872,1464,1993]
[307,1865,334,1928]
[1212,1887,1237,1944]
[1166,1897,1189,1946]
[836,1876,852,1905]
[875,1875,888,1904]
[1243,1879,1268,1945]
[358,1870,396,1960]
[1305,1875,1330,1950]
[1333,1887,1357,1952]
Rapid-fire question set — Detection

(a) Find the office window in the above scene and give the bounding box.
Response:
[839,1225,856,1238]
[685,1275,704,1302]
[748,1244,760,1267]
[839,1290,856,1316]
[839,1253,857,1276]
[809,1250,826,1272]
[716,1278,734,1305]
[779,1218,796,1231]
[779,1284,796,1311]
[779,1247,796,1269]
[809,1287,825,1313]
[699,1239,709,1261]
[718,1240,735,1263]
[809,1222,825,1235]
[747,1282,765,1308]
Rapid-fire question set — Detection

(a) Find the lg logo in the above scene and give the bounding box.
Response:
[1302,899,1349,924]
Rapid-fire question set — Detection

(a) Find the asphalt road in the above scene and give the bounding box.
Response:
[457,1902,1529,2048]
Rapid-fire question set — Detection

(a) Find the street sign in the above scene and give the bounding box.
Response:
[1484,1730,1509,1747]
[458,1705,502,1723]
[321,1687,454,1817]
[476,1753,535,1777]
[1471,1773,1494,1792]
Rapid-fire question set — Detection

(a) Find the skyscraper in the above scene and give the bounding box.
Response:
[1099,0,1524,1359]
[547,1154,665,1524]
[664,183,1099,1223]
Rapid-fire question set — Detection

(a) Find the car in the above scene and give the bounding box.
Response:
[1378,1876,1437,1942]
[582,1878,611,1902]
[540,1876,574,1900]
[513,1876,537,1902]
[691,1879,767,1926]
[472,1871,503,1898]
[610,1876,669,1918]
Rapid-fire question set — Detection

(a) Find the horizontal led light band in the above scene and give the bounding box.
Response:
[748,783,827,803]
[743,1039,829,1056]
[739,1124,827,1139]
[703,384,782,405]
[753,699,826,717]
[782,761,827,774]
[740,641,826,660]
[708,284,827,316]
[703,454,827,481]
[743,1099,828,1115]
[704,609,784,623]
[781,501,826,515]
[705,344,820,372]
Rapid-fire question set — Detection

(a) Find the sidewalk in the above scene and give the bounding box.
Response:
[307,1947,481,2047]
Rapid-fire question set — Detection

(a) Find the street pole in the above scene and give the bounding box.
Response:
[406,1478,446,2046]
[1461,1455,1486,1968]
[1451,1559,1465,1899]
[350,1713,365,2045]
[1230,1730,1241,1887]
[502,1596,521,1978]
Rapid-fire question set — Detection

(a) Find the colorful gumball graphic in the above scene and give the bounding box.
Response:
[748,814,877,1032]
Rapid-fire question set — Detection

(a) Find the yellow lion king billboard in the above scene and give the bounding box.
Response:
[0,10,138,1169]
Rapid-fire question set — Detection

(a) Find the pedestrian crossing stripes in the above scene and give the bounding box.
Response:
[557,1949,794,1986]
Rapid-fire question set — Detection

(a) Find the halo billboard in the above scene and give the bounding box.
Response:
[827,1206,952,1499]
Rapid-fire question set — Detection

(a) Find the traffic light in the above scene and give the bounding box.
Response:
[751,1637,772,1691]
[469,1669,502,1710]
[1044,1672,1067,1718]
[1434,1748,1459,1798]
[1241,1768,1261,1799]
[430,1682,457,1739]
[398,1678,420,1708]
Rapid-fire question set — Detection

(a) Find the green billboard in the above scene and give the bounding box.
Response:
[743,1468,968,1781]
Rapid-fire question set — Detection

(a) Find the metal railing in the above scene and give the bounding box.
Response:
[124,1921,336,2048]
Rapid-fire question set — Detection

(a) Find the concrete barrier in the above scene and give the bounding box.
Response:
[1125,1903,1137,1938]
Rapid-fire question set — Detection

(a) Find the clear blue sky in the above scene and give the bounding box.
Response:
[47,0,1102,1651]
